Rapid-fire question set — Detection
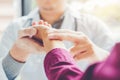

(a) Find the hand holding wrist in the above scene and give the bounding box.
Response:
[10,43,30,63]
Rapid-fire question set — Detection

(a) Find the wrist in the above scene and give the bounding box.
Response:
[41,32,66,53]
[10,45,30,63]
[44,40,66,53]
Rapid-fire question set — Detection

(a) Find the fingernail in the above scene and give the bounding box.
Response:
[39,21,43,24]
[39,20,44,24]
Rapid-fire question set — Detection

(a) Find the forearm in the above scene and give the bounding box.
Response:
[44,48,83,80]
[44,39,66,53]
[2,53,24,80]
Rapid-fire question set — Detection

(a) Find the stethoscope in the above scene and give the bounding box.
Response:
[74,17,78,31]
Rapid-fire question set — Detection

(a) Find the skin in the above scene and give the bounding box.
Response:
[36,0,67,25]
[32,20,66,53]
[10,27,41,62]
[10,21,65,62]
[47,29,109,63]
[10,21,108,63]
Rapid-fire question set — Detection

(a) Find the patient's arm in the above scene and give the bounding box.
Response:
[35,21,84,80]
[44,48,83,80]
[44,26,120,80]
[81,43,120,80]
[40,21,120,80]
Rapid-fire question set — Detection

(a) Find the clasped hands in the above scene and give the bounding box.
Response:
[10,20,108,63]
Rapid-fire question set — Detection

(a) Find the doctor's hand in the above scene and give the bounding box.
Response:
[10,27,44,63]
[48,29,108,62]
[32,20,66,53]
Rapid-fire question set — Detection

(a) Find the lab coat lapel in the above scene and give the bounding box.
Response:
[61,10,75,31]
[28,8,40,25]
[60,9,77,49]
[0,59,8,80]
[61,7,80,31]
[21,8,40,28]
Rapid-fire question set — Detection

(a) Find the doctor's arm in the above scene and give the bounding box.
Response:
[0,22,24,80]
[2,27,42,80]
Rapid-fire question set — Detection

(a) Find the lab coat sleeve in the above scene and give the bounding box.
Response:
[0,21,20,58]
[44,48,83,80]
[2,54,24,80]
[0,59,8,80]
[0,20,23,80]
[0,57,22,80]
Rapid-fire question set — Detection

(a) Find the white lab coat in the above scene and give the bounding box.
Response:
[0,8,114,80]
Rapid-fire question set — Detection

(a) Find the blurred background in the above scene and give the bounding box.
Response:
[0,0,120,41]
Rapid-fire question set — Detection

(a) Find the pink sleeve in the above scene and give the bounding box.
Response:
[44,48,83,80]
[81,42,120,80]
[44,43,120,80]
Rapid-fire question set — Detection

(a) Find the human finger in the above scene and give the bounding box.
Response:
[73,46,93,60]
[18,27,37,38]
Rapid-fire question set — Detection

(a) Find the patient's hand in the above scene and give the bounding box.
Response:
[32,20,66,53]
[47,29,108,63]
